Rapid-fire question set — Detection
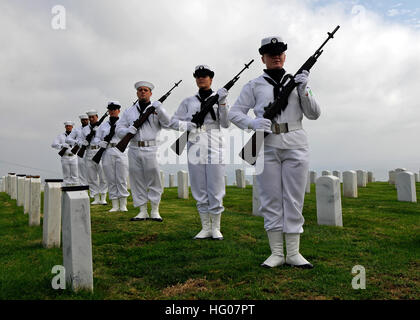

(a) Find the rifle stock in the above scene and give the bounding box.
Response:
[239,26,340,165]
[77,111,109,159]
[91,147,106,164]
[58,147,68,157]
[71,145,80,154]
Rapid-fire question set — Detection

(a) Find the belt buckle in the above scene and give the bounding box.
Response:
[139,141,145,147]
[272,123,281,134]
[279,123,288,133]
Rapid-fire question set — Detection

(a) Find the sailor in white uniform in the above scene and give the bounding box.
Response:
[96,101,130,212]
[116,81,171,221]
[169,65,229,240]
[228,37,321,268]
[81,109,108,205]
[66,114,89,185]
[51,121,79,186]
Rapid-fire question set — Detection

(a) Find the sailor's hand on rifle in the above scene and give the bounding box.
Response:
[249,118,272,133]
[151,101,162,112]
[82,140,89,146]
[294,70,309,93]
[99,141,108,149]
[217,88,228,105]
[128,125,138,134]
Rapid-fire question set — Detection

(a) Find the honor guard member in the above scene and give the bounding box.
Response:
[228,37,321,268]
[116,81,171,221]
[96,101,130,212]
[81,109,108,205]
[169,65,229,240]
[66,114,89,185]
[51,121,79,186]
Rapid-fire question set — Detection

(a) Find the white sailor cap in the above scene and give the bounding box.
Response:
[193,64,215,78]
[134,81,154,91]
[86,109,98,116]
[259,36,287,55]
[107,100,121,109]
[79,114,88,120]
[64,121,75,126]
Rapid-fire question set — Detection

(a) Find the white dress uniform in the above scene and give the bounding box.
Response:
[116,97,171,218]
[51,126,79,186]
[169,65,230,240]
[66,123,89,185]
[228,36,320,268]
[81,121,108,203]
[96,115,130,211]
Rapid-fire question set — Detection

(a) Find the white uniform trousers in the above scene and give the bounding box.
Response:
[102,147,130,200]
[61,155,79,186]
[85,149,108,197]
[256,145,309,234]
[188,162,225,215]
[77,156,88,186]
[128,146,162,207]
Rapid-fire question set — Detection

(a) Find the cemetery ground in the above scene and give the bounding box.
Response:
[0,182,419,300]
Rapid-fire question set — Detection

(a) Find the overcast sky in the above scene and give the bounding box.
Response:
[1,0,419,181]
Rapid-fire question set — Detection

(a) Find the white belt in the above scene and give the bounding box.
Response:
[271,121,302,134]
[64,152,75,157]
[130,140,157,147]
[196,123,220,132]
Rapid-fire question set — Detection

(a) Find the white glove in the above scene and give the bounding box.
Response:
[82,140,89,146]
[128,125,137,134]
[99,141,108,149]
[294,70,309,92]
[217,88,228,105]
[249,118,272,132]
[62,143,70,148]
[92,126,98,132]
[152,101,162,112]
[187,122,197,132]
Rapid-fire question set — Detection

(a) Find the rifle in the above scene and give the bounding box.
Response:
[91,117,119,164]
[115,80,182,153]
[170,60,254,155]
[76,111,109,158]
[58,133,72,157]
[240,26,340,165]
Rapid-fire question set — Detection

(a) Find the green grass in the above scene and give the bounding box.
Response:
[0,182,419,300]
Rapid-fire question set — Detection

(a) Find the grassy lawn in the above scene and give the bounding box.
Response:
[0,182,419,300]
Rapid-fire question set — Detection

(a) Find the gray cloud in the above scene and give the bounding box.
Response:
[1,0,419,181]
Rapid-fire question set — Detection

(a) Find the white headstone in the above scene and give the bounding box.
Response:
[415,173,419,183]
[305,171,311,194]
[332,171,342,182]
[343,171,357,198]
[310,171,317,184]
[5,175,9,194]
[356,170,367,187]
[389,170,396,185]
[322,170,332,176]
[42,180,63,248]
[252,175,262,217]
[160,170,165,189]
[24,177,31,214]
[29,177,41,226]
[395,168,407,173]
[177,171,189,199]
[367,171,374,183]
[316,176,343,227]
[396,171,417,203]
[61,186,93,292]
[0,176,5,193]
[235,169,246,188]
[11,175,17,200]
[169,174,175,187]
[224,175,227,186]
[17,176,26,207]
